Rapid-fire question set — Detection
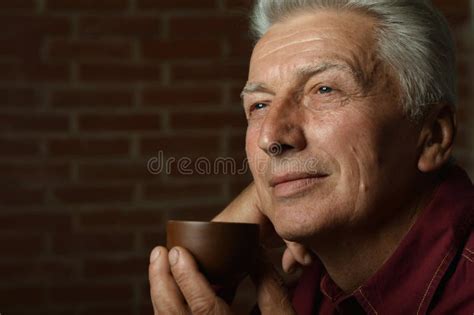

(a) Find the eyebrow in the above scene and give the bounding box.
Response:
[240,62,361,99]
[240,82,275,99]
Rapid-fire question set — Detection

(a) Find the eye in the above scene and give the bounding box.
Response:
[318,86,333,94]
[251,102,267,112]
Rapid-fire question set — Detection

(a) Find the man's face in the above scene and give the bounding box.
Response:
[243,10,422,242]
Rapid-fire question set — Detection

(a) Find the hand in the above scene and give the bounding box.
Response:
[149,246,297,315]
[149,246,232,315]
[213,182,315,274]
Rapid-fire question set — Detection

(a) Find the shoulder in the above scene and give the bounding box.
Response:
[428,228,474,314]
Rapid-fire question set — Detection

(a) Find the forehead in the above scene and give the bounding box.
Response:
[248,9,378,83]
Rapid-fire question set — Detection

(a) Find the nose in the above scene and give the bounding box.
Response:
[258,98,306,157]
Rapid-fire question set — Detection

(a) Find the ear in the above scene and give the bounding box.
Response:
[417,104,456,173]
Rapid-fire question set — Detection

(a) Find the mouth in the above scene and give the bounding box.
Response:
[269,172,329,198]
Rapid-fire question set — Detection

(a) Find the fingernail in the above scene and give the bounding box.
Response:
[169,248,179,266]
[150,248,161,263]
[303,254,313,265]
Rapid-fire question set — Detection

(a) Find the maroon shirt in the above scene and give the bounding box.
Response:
[291,166,474,314]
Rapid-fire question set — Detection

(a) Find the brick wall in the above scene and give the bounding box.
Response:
[0,1,471,314]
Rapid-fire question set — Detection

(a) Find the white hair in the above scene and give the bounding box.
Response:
[250,0,457,120]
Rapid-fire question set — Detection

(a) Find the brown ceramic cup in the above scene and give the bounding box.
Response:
[167,220,259,286]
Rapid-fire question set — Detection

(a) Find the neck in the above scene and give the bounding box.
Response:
[310,178,438,294]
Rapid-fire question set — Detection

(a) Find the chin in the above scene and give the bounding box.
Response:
[271,211,320,242]
[271,201,346,243]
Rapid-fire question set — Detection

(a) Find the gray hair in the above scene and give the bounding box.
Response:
[250,0,457,120]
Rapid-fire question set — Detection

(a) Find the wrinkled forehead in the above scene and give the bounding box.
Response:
[249,10,379,82]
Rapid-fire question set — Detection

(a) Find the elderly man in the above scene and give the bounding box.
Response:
[149,0,473,314]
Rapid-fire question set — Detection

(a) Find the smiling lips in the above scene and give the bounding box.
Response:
[270,172,329,198]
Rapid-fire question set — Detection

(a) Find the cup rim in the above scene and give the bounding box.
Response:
[167,220,259,227]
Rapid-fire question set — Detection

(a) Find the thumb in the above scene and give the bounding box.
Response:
[282,241,315,273]
[251,249,296,315]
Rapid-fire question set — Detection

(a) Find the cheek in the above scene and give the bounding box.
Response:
[313,112,383,202]
[245,126,263,178]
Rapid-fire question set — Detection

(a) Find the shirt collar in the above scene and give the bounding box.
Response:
[293,165,473,314]
[355,165,473,314]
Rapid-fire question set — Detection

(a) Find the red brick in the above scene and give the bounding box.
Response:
[167,154,249,178]
[0,212,71,230]
[78,114,161,131]
[0,287,46,307]
[53,184,134,204]
[79,209,164,228]
[229,132,247,153]
[49,283,133,304]
[0,15,71,37]
[228,84,247,105]
[0,260,75,280]
[0,0,37,10]
[229,176,253,197]
[47,39,132,60]
[458,80,470,100]
[80,306,136,315]
[51,88,133,108]
[0,138,40,156]
[48,138,130,157]
[169,111,246,130]
[457,58,470,81]
[0,88,40,107]
[79,63,160,82]
[141,39,221,60]
[52,232,134,254]
[224,0,252,10]
[0,62,70,82]
[171,62,248,82]
[439,10,470,27]
[0,38,42,59]
[169,16,247,38]
[141,231,166,250]
[0,234,45,255]
[143,181,223,201]
[164,157,236,178]
[83,257,146,277]
[0,113,69,131]
[433,0,470,14]
[79,16,160,37]
[25,63,70,81]
[46,0,129,10]
[139,303,154,315]
[166,204,226,222]
[0,62,17,81]
[228,38,253,59]
[137,0,215,9]
[455,129,468,147]
[142,86,221,107]
[77,162,153,181]
[140,134,220,155]
[0,187,44,205]
[0,162,70,182]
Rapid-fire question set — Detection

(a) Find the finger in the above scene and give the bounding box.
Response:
[252,250,296,315]
[148,246,188,315]
[284,241,314,266]
[282,247,299,274]
[213,182,263,223]
[168,247,232,315]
